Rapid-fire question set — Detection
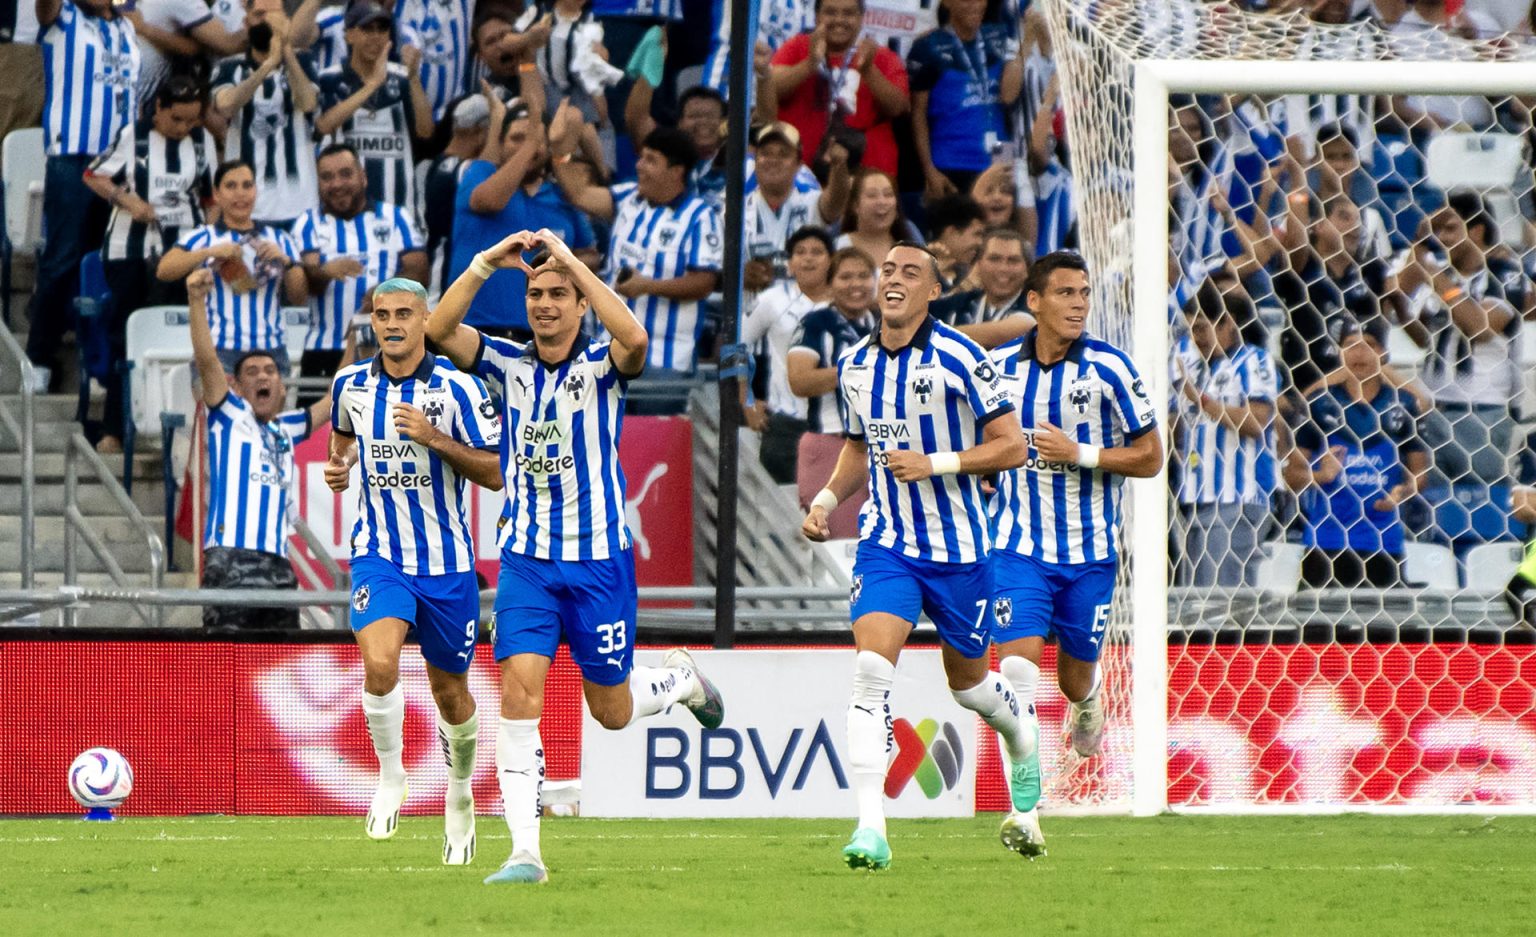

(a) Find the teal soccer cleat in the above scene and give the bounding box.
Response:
[842,827,892,871]
[484,856,549,885]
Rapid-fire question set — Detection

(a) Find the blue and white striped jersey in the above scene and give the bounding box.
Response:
[311,4,349,74]
[205,393,311,556]
[293,200,425,351]
[700,0,811,96]
[395,0,472,121]
[331,355,502,576]
[177,222,302,351]
[38,2,140,157]
[605,183,723,372]
[839,316,1013,564]
[990,331,1158,565]
[473,334,634,561]
[1174,342,1278,507]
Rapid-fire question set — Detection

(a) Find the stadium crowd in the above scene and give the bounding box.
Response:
[6,0,1536,607]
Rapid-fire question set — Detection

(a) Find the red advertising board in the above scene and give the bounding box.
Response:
[7,642,1534,815]
[283,415,694,588]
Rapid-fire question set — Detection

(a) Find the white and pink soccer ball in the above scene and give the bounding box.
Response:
[68,748,134,812]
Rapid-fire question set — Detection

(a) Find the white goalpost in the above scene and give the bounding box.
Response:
[1039,0,1536,816]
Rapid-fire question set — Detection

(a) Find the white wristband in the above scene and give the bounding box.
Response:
[929,452,962,475]
[811,489,839,513]
[469,253,497,280]
[1077,443,1101,469]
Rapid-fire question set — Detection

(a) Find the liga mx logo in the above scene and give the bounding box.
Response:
[885,718,965,799]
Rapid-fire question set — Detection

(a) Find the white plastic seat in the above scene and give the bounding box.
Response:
[1386,325,1425,372]
[1254,541,1303,596]
[1462,541,1522,594]
[1403,541,1459,591]
[124,305,195,437]
[1424,131,1528,246]
[284,305,310,372]
[3,127,46,255]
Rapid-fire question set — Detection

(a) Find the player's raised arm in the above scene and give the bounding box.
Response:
[426,231,541,367]
[185,269,230,408]
[534,227,648,376]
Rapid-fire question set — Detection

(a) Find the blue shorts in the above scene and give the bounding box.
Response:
[348,555,482,674]
[493,548,638,687]
[991,551,1116,663]
[849,541,993,659]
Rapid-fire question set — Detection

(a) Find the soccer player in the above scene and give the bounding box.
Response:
[325,277,504,865]
[986,251,1164,857]
[801,242,1035,871]
[426,228,726,886]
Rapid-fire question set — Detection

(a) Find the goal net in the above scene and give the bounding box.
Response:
[1037,0,1536,813]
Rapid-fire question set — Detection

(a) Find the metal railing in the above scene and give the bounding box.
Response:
[289,516,348,629]
[0,313,35,588]
[62,432,165,626]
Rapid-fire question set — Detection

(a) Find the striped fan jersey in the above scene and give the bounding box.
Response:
[316,63,420,218]
[331,354,502,576]
[311,4,350,74]
[742,281,825,419]
[790,305,874,434]
[176,222,302,351]
[700,0,812,96]
[839,316,1014,564]
[293,200,425,351]
[210,51,320,224]
[989,330,1158,565]
[205,393,311,556]
[473,334,635,561]
[605,183,722,372]
[395,0,472,121]
[89,119,216,261]
[743,188,829,282]
[1174,341,1277,507]
[39,2,141,157]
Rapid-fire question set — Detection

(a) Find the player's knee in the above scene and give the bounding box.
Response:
[587,695,630,731]
[499,682,545,720]
[361,659,399,695]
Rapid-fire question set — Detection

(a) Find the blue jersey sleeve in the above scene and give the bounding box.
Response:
[449,372,502,450]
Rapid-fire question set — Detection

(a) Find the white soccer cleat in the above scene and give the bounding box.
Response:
[999,808,1047,859]
[365,780,408,840]
[1069,697,1105,757]
[483,852,549,885]
[443,790,476,865]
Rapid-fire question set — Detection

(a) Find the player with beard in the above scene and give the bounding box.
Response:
[426,228,725,885]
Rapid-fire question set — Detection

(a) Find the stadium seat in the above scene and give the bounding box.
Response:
[123,305,195,491]
[1403,541,1458,591]
[284,306,309,373]
[2,127,46,323]
[1385,324,1424,372]
[1254,541,1302,596]
[1424,131,1527,246]
[1461,541,1522,594]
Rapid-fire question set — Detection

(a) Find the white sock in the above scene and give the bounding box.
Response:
[1074,665,1104,708]
[846,650,895,837]
[362,685,406,788]
[1000,656,1041,762]
[625,665,700,726]
[496,717,544,864]
[437,710,478,809]
[952,672,1031,763]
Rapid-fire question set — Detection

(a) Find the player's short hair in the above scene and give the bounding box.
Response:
[526,251,587,301]
[372,277,427,303]
[889,240,942,284]
[213,159,254,188]
[1024,250,1088,297]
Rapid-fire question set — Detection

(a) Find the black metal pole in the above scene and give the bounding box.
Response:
[713,0,753,650]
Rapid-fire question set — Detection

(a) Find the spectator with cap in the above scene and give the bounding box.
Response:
[395,0,474,123]
[183,265,345,633]
[210,0,320,229]
[84,75,217,453]
[156,159,308,375]
[1283,319,1429,589]
[1173,288,1278,588]
[315,1,434,221]
[930,227,1035,348]
[741,122,850,293]
[551,112,723,376]
[771,0,910,178]
[25,0,141,392]
[292,142,426,397]
[450,95,596,342]
[906,0,1023,200]
[1399,203,1523,485]
[419,92,491,299]
[741,225,836,486]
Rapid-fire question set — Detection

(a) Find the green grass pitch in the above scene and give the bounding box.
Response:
[1,815,1531,935]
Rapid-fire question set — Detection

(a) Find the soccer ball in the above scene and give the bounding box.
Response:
[68,748,134,811]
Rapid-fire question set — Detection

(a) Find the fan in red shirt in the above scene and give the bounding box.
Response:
[769,0,910,178]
